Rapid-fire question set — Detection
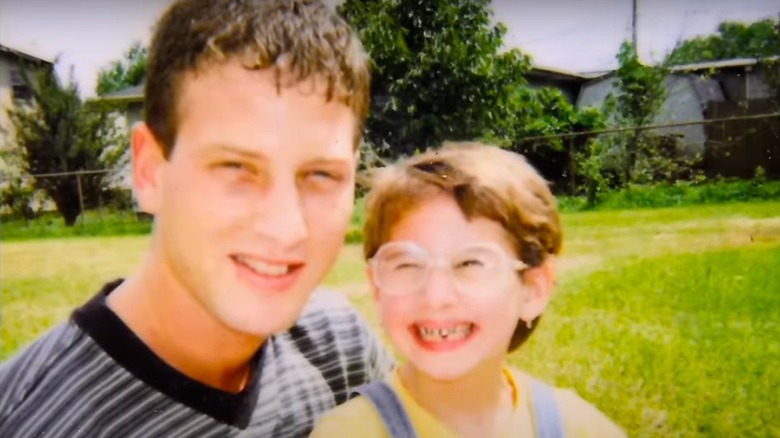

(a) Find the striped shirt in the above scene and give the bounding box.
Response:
[0,279,395,437]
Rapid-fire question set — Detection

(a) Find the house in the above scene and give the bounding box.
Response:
[525,65,605,105]
[95,83,144,133]
[0,43,55,149]
[0,44,57,215]
[83,84,145,206]
[576,56,779,178]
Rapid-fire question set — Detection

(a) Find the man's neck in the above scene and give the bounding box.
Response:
[399,359,514,438]
[106,250,264,393]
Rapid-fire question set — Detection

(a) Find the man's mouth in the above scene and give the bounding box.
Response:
[231,255,304,281]
[233,255,293,277]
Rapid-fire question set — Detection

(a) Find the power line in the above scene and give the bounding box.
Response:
[516,112,780,143]
[515,23,597,45]
[14,168,124,179]
[632,0,638,55]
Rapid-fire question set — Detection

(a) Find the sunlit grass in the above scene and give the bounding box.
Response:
[1,200,778,437]
[511,243,780,438]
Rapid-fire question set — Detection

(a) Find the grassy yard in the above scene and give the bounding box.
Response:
[2,201,779,437]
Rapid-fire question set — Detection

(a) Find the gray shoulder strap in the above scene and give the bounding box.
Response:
[530,378,566,438]
[352,381,418,438]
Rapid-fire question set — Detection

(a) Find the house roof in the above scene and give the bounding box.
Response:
[577,69,615,79]
[0,43,53,65]
[580,55,780,87]
[669,55,780,72]
[527,65,590,81]
[99,83,144,102]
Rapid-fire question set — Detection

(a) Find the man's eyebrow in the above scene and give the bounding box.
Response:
[208,144,269,162]
[305,157,353,166]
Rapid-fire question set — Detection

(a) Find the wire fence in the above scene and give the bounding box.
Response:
[2,109,778,236]
[510,109,780,194]
[1,167,144,237]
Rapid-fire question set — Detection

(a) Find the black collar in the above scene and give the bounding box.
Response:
[71,279,263,428]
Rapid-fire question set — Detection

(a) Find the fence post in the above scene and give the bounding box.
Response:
[76,172,85,228]
[568,137,576,194]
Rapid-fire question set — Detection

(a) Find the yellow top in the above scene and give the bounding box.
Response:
[309,367,627,438]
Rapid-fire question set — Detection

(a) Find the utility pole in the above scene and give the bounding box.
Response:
[632,0,638,56]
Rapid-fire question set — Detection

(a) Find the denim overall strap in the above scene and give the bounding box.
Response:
[352,381,419,438]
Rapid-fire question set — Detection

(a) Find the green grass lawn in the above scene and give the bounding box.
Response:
[2,200,779,437]
[515,244,780,438]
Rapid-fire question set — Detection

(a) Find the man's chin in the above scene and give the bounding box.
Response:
[218,301,307,339]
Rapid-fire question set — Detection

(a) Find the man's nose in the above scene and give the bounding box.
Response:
[252,178,308,248]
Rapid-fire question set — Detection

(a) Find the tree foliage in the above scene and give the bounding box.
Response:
[338,0,608,195]
[338,0,532,157]
[511,86,607,192]
[614,42,668,129]
[6,63,128,225]
[96,41,147,96]
[614,41,670,185]
[90,3,612,196]
[578,41,677,200]
[666,18,780,65]
[759,16,780,108]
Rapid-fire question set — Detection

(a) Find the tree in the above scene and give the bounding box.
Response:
[338,0,532,158]
[511,86,607,192]
[666,18,780,65]
[759,56,780,151]
[575,41,677,198]
[96,41,147,96]
[6,63,128,226]
[615,41,669,184]
[760,15,780,109]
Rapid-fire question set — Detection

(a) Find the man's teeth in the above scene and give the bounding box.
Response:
[237,256,290,276]
[417,324,473,342]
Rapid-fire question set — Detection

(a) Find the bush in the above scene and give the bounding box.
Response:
[1,210,151,241]
[558,179,780,212]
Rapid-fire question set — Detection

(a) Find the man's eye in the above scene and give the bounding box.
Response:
[220,161,253,173]
[308,170,340,181]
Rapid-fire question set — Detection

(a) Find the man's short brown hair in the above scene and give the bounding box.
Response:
[145,0,371,156]
[362,141,563,352]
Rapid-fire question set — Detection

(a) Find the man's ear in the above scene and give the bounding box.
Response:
[518,259,556,323]
[131,122,167,215]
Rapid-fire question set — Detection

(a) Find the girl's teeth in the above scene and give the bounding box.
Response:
[417,324,472,342]
[238,257,290,276]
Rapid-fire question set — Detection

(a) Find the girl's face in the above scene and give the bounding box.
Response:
[368,194,553,381]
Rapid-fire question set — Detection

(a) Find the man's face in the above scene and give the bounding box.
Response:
[136,60,358,337]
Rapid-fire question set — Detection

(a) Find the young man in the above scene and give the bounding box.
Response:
[0,0,394,436]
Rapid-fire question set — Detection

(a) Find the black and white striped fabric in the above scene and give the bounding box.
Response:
[0,279,395,437]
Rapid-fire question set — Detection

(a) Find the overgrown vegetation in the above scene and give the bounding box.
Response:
[0,210,151,241]
[4,179,777,242]
[95,41,147,97]
[338,0,530,155]
[665,17,780,65]
[575,41,686,206]
[337,0,607,175]
[3,63,129,226]
[557,178,780,212]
